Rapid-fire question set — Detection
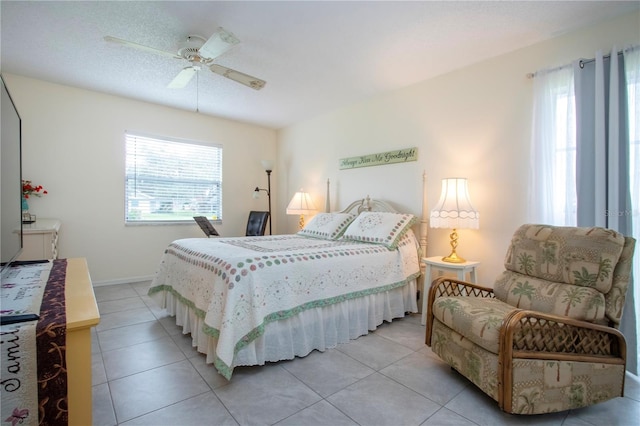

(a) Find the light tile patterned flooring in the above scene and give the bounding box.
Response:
[92,282,640,425]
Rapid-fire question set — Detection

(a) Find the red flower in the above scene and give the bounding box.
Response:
[22,180,48,199]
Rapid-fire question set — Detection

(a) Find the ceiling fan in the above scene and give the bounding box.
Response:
[104,28,266,90]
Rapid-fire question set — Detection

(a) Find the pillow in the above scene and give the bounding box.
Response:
[297,212,356,240]
[342,211,417,249]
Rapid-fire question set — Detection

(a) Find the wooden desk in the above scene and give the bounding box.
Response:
[65,258,100,425]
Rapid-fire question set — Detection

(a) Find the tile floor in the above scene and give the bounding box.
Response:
[92,282,640,426]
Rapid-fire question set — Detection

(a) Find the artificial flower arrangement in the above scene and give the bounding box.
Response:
[22,180,48,199]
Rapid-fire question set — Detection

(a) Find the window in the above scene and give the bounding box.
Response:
[548,77,577,225]
[125,133,222,223]
[627,52,640,234]
[528,65,576,225]
[625,47,640,327]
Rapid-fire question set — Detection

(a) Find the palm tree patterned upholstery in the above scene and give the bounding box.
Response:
[425,224,636,414]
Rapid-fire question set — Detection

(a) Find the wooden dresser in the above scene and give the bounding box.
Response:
[18,218,61,261]
[65,258,100,425]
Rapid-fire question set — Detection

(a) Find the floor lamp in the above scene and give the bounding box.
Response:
[253,160,273,235]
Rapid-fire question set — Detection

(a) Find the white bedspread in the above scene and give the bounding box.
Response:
[149,231,420,379]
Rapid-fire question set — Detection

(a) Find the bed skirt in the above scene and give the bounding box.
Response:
[154,279,418,375]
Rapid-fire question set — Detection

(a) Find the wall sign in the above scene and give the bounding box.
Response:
[339,147,418,170]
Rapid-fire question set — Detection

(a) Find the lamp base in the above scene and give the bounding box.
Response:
[442,228,466,263]
[442,251,466,263]
[298,214,305,230]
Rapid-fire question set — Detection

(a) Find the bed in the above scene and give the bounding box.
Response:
[149,180,429,379]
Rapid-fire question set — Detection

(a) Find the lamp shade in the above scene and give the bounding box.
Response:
[430,178,479,229]
[261,160,274,171]
[286,190,317,215]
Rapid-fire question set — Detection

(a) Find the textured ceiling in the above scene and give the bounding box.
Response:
[1,1,638,129]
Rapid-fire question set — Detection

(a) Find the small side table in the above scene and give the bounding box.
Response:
[421,256,480,325]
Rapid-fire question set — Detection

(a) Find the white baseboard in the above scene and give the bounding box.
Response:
[92,275,155,287]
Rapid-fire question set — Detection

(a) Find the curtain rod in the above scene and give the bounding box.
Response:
[526,63,571,79]
[527,47,630,79]
[578,50,623,69]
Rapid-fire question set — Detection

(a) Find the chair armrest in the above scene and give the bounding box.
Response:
[499,310,626,414]
[425,277,495,346]
[428,276,495,299]
[501,310,626,360]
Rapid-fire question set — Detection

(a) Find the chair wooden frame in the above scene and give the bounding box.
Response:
[425,276,628,413]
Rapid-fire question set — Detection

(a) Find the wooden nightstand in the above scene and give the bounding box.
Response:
[421,256,480,325]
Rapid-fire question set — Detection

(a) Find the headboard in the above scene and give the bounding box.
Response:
[339,197,399,215]
[325,172,429,270]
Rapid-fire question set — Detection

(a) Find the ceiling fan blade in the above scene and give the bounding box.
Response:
[104,36,181,60]
[168,67,197,89]
[198,27,240,59]
[209,64,266,90]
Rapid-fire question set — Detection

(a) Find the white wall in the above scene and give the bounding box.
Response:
[3,75,276,284]
[4,11,638,286]
[276,11,640,285]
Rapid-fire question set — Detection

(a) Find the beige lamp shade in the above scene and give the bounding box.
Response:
[286,189,317,229]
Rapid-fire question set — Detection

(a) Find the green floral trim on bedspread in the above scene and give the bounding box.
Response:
[148,284,208,320]
[150,272,420,380]
[211,271,420,379]
[148,233,421,380]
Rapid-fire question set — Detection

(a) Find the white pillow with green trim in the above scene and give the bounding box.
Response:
[342,211,417,249]
[297,213,356,240]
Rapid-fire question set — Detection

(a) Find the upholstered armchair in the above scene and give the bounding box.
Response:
[425,224,636,414]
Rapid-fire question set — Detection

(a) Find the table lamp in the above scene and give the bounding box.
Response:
[286,189,316,229]
[430,177,479,263]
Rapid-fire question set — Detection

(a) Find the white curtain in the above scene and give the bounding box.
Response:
[574,46,637,375]
[528,65,576,225]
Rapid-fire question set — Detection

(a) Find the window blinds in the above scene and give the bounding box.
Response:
[125,133,223,223]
